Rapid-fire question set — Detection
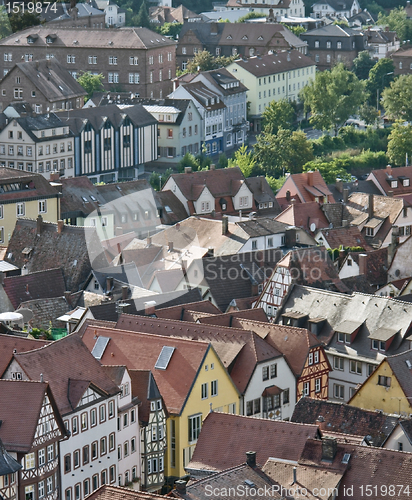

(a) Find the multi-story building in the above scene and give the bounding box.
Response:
[188,68,248,151]
[311,0,361,19]
[0,59,86,114]
[2,335,121,500]
[300,24,367,71]
[143,99,202,161]
[0,26,176,98]
[391,45,412,75]
[364,27,400,61]
[0,380,68,500]
[224,0,305,18]
[226,50,316,133]
[95,0,126,27]
[176,22,307,71]
[0,167,60,246]
[0,114,75,180]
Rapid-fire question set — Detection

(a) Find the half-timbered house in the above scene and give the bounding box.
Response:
[129,370,167,493]
[0,380,68,500]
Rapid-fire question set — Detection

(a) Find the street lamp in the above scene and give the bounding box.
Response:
[377,71,394,113]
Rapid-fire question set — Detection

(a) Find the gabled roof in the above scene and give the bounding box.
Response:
[198,308,269,327]
[155,190,188,225]
[316,226,371,250]
[236,218,288,237]
[291,397,399,447]
[154,300,221,320]
[0,380,61,452]
[4,268,66,309]
[195,68,248,96]
[277,171,334,204]
[343,247,388,286]
[0,334,50,380]
[59,176,103,219]
[129,369,163,424]
[5,218,107,292]
[113,314,281,394]
[79,324,212,414]
[368,165,412,196]
[0,167,59,203]
[187,411,320,472]
[18,296,71,330]
[178,81,226,111]
[386,350,412,400]
[13,333,119,415]
[0,438,21,475]
[84,485,165,500]
[11,58,86,102]
[244,176,281,214]
[232,50,315,78]
[275,202,330,232]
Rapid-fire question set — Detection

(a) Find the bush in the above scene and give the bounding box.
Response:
[311,127,390,156]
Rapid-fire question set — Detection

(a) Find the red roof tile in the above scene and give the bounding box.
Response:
[275,202,330,232]
[85,485,165,500]
[369,165,412,196]
[276,171,335,205]
[316,226,372,251]
[0,334,50,378]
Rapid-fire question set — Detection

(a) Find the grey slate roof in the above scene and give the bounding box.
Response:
[236,218,288,237]
[0,438,22,475]
[386,350,412,400]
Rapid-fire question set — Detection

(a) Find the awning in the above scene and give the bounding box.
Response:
[335,320,363,334]
[262,385,283,397]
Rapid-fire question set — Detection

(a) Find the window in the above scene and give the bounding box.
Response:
[188,414,202,442]
[170,419,176,467]
[314,40,319,48]
[17,202,25,217]
[315,54,319,63]
[100,404,106,422]
[81,412,88,431]
[262,366,269,381]
[246,398,261,416]
[109,56,117,65]
[314,351,319,363]
[88,55,97,64]
[167,128,173,139]
[251,239,257,250]
[239,196,248,207]
[131,437,136,453]
[350,360,362,375]
[109,400,114,418]
[83,445,89,465]
[74,484,80,500]
[367,364,375,376]
[334,356,344,370]
[211,380,218,397]
[124,441,129,457]
[337,41,342,49]
[129,56,138,65]
[67,55,75,63]
[303,382,310,396]
[14,88,23,99]
[25,453,35,470]
[201,382,208,399]
[378,375,391,387]
[109,433,115,451]
[90,408,97,427]
[308,352,313,365]
[101,470,107,486]
[64,454,71,473]
[83,479,90,498]
[130,409,136,423]
[338,332,351,344]
[65,488,71,500]
[92,475,98,492]
[91,442,98,460]
[334,384,344,399]
[366,227,374,237]
[73,450,80,469]
[110,466,116,483]
[315,378,321,393]
[38,481,45,499]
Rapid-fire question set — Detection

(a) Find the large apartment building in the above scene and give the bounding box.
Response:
[0,26,177,98]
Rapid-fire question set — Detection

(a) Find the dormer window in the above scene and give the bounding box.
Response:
[391,180,398,188]
[366,227,374,237]
[27,34,38,44]
[338,332,351,344]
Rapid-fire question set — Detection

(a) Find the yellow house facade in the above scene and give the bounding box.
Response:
[166,345,240,479]
[0,167,60,246]
[348,351,412,415]
[226,50,316,133]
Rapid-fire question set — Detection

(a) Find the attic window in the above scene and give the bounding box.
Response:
[258,35,264,40]
[391,180,398,188]
[82,196,88,203]
[226,35,232,39]
[22,247,33,256]
[342,453,351,464]
[90,195,97,201]
[242,35,248,40]
[155,346,175,370]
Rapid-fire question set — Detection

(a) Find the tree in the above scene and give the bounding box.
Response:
[149,168,173,190]
[134,0,150,29]
[265,175,286,193]
[185,50,235,74]
[154,22,183,39]
[177,152,199,172]
[302,63,365,136]
[352,51,375,80]
[359,102,379,126]
[302,160,352,184]
[77,71,105,101]
[382,74,412,122]
[9,10,41,32]
[280,24,306,36]
[228,144,256,177]
[0,6,11,39]
[387,121,412,166]
[262,99,295,135]
[366,57,395,107]
[377,7,412,42]
[236,11,264,22]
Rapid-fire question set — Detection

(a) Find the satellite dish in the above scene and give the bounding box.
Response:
[16,308,34,323]
[310,222,317,232]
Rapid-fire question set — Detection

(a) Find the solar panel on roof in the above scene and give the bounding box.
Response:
[91,336,110,360]
[155,346,175,370]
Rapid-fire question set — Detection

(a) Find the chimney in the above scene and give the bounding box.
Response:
[184,166,192,174]
[368,193,374,219]
[239,210,242,221]
[336,179,343,194]
[342,219,349,227]
[145,301,156,315]
[388,190,394,197]
[210,164,216,170]
[64,291,72,307]
[251,283,258,296]
[321,436,338,462]
[386,164,392,176]
[35,60,39,70]
[246,451,256,468]
[36,215,43,234]
[49,171,60,181]
[106,276,114,293]
[343,188,349,204]
[316,415,326,431]
[338,249,346,265]
[285,227,297,247]
[57,220,64,234]
[222,215,229,235]
[168,241,174,252]
[121,286,128,300]
[147,236,152,246]
[175,480,186,495]
[307,171,314,186]
[292,466,297,484]
[291,198,296,205]
[286,190,291,202]
[388,226,399,265]
[358,253,367,275]
[207,247,214,257]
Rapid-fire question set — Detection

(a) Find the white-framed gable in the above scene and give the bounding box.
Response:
[33,393,63,448]
[233,181,253,211]
[255,265,291,319]
[194,186,214,214]
[2,358,28,381]
[162,177,190,215]
[338,254,359,280]
[76,385,105,408]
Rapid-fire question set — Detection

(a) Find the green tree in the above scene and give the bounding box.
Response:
[265,175,286,192]
[186,50,215,73]
[281,23,306,36]
[382,74,412,122]
[352,51,375,80]
[286,130,314,173]
[0,6,11,39]
[155,22,183,38]
[359,102,379,126]
[262,98,295,135]
[77,71,105,101]
[302,161,352,184]
[333,19,349,27]
[377,7,412,42]
[302,63,365,136]
[9,10,41,32]
[387,121,412,166]
[177,152,199,172]
[236,11,264,22]
[228,144,256,177]
[134,0,150,28]
[218,153,228,169]
[366,57,395,107]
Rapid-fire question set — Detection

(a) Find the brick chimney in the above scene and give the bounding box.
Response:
[307,171,314,187]
[57,220,64,234]
[36,215,43,235]
[336,179,343,194]
[121,286,128,300]
[343,188,349,204]
[106,276,114,293]
[64,291,72,307]
[144,301,156,315]
[246,451,256,467]
[316,415,326,431]
[358,253,367,275]
[286,190,291,202]
[184,167,192,174]
[210,164,216,170]
[168,241,174,252]
[49,171,60,181]
[368,193,374,219]
[386,164,392,176]
[175,480,186,495]
[321,436,338,462]
[222,215,229,235]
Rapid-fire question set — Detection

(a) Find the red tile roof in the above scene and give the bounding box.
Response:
[275,202,330,232]
[3,268,66,309]
[368,165,412,196]
[154,300,221,320]
[85,485,164,500]
[187,412,320,472]
[276,171,335,205]
[79,324,211,414]
[14,334,119,415]
[0,167,59,203]
[0,334,50,377]
[316,226,372,251]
